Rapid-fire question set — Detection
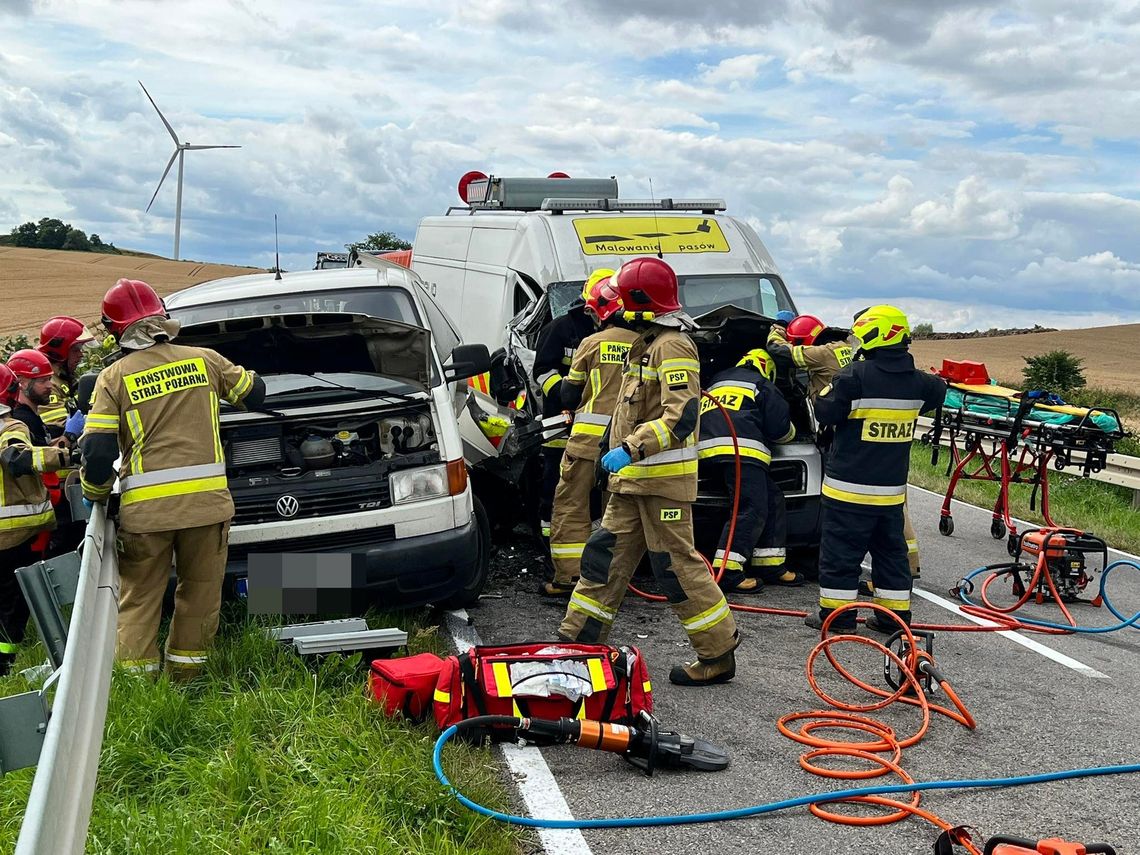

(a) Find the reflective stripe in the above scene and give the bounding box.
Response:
[822,476,907,506]
[625,365,658,380]
[573,412,611,427]
[31,447,45,472]
[492,661,512,697]
[210,392,223,464]
[81,475,112,498]
[126,409,145,475]
[569,591,616,624]
[713,550,746,572]
[567,368,587,383]
[775,424,796,444]
[226,369,254,404]
[751,556,784,566]
[874,588,911,601]
[0,499,53,531]
[660,358,700,372]
[617,444,698,479]
[707,380,758,397]
[0,641,17,654]
[697,437,771,464]
[563,347,576,357]
[849,398,926,411]
[119,659,161,673]
[120,476,228,507]
[906,539,919,554]
[792,345,807,368]
[120,462,226,492]
[752,547,785,558]
[85,413,120,431]
[646,418,671,451]
[587,658,607,692]
[850,407,921,422]
[642,680,652,693]
[539,371,561,395]
[587,368,601,411]
[820,587,857,603]
[433,688,451,703]
[166,649,208,665]
[550,542,586,558]
[570,422,607,437]
[39,405,67,423]
[873,596,912,611]
[682,598,731,634]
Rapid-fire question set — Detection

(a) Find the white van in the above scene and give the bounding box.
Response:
[411,176,823,556]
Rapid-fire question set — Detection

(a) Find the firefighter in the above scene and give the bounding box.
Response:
[806,305,944,632]
[0,364,72,675]
[559,257,739,687]
[532,269,612,562]
[79,279,265,679]
[543,276,641,597]
[698,347,799,594]
[36,316,96,438]
[770,313,924,579]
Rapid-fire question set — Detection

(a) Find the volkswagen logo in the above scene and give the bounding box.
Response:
[275,495,300,518]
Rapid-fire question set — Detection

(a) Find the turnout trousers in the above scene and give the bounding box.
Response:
[548,453,608,587]
[559,493,737,660]
[117,520,229,677]
[0,539,37,675]
[709,462,786,589]
[539,446,564,548]
[817,499,911,629]
[903,500,920,576]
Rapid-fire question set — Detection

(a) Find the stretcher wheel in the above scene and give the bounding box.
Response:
[1006,535,1019,557]
[990,518,1006,540]
[938,516,954,536]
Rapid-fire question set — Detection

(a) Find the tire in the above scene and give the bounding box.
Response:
[441,496,492,609]
[990,518,1006,540]
[938,516,954,537]
[1006,535,1019,558]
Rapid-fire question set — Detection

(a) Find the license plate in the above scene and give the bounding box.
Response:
[234,577,248,598]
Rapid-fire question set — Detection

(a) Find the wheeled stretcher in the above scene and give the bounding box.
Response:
[919,361,1124,555]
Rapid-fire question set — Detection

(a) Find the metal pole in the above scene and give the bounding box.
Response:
[173,148,184,260]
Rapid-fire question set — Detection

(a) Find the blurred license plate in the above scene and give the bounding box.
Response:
[234,577,248,598]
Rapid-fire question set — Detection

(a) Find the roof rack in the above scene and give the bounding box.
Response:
[539,197,726,215]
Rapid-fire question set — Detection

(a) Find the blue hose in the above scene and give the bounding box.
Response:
[432,726,1140,829]
[957,559,1140,633]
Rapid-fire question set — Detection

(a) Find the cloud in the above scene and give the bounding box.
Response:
[908,176,1021,239]
[699,54,772,85]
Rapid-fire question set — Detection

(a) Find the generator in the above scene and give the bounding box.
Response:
[1013,528,1108,604]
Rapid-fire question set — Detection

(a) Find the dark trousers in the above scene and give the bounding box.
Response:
[817,500,911,628]
[710,462,786,588]
[0,539,37,673]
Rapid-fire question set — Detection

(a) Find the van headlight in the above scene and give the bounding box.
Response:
[390,465,449,505]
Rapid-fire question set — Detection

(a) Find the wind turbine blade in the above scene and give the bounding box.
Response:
[146,148,179,213]
[138,80,180,145]
[183,144,242,150]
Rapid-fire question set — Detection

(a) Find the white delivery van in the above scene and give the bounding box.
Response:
[411,175,823,557]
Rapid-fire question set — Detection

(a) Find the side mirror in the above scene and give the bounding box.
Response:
[444,343,492,383]
[76,372,100,414]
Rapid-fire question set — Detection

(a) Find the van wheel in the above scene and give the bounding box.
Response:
[442,496,492,608]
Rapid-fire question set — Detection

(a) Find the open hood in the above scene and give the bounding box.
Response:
[176,312,433,390]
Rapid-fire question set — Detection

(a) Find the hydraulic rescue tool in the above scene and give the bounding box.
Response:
[934,828,1118,855]
[449,711,729,776]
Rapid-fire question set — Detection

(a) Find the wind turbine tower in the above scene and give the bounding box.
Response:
[139,81,240,260]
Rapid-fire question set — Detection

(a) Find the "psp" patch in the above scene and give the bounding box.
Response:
[663,369,688,388]
[660,508,683,522]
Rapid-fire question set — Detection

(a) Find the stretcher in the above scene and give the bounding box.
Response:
[920,361,1124,554]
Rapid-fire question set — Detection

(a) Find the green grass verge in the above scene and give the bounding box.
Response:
[0,606,524,855]
[909,443,1140,555]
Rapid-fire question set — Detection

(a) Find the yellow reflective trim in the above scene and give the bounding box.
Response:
[542,374,562,395]
[0,641,18,654]
[587,368,601,412]
[616,460,698,479]
[819,597,854,609]
[576,702,587,720]
[226,369,253,403]
[0,509,56,531]
[776,425,796,444]
[433,688,451,703]
[210,392,223,464]
[660,358,700,372]
[31,447,45,471]
[697,445,772,464]
[542,438,568,449]
[792,345,807,368]
[647,418,670,450]
[569,591,616,623]
[512,699,523,717]
[85,414,120,430]
[125,409,144,475]
[751,556,784,566]
[550,543,586,557]
[570,422,607,436]
[120,475,229,507]
[822,484,906,506]
[492,661,512,697]
[80,476,112,497]
[39,406,67,423]
[849,408,920,421]
[567,368,587,383]
[682,598,730,633]
[587,658,607,692]
[642,680,652,693]
[873,597,911,611]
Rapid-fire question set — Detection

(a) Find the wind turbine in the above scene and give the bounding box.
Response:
[139,81,240,260]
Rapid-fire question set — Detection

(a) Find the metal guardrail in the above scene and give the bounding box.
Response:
[15,504,120,855]
[916,416,1140,507]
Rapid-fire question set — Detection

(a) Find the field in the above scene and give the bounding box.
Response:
[910,325,1140,393]
[0,247,263,337]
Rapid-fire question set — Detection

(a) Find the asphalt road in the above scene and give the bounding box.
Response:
[465,485,1140,855]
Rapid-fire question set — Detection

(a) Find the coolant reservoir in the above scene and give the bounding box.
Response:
[300,435,335,468]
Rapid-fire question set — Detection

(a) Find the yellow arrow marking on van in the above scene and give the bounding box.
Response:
[573,217,730,255]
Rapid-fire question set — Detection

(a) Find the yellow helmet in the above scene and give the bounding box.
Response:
[582,268,616,301]
[737,347,775,382]
[851,304,910,351]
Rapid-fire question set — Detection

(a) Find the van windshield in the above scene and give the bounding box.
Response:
[547,274,794,320]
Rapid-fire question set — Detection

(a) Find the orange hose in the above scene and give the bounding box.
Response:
[777,602,981,851]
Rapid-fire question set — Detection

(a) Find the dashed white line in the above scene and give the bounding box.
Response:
[444,609,593,855]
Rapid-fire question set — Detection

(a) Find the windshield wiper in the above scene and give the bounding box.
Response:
[277,374,424,404]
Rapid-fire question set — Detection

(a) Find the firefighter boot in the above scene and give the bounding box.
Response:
[669,647,736,687]
[865,609,912,635]
[805,608,857,633]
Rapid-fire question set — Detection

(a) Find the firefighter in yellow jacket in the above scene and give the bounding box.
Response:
[544,275,641,596]
[0,364,72,675]
[80,279,265,678]
[559,257,739,687]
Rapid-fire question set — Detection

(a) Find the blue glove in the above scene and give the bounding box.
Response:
[64,410,86,436]
[81,498,95,511]
[601,446,632,473]
[775,310,796,326]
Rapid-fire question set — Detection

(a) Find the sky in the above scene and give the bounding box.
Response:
[3,0,1140,331]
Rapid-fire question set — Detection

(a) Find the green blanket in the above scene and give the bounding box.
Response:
[944,387,1121,433]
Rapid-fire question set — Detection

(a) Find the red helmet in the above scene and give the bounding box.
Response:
[7,348,54,380]
[38,316,95,362]
[0,365,17,408]
[612,257,681,319]
[102,278,167,336]
[786,314,825,346]
[585,278,623,324]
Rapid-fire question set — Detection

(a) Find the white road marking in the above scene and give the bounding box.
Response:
[445,610,593,855]
[910,587,1110,679]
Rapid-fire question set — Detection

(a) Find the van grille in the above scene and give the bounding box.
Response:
[231,480,392,526]
[227,526,397,563]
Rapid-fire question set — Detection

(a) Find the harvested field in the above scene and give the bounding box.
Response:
[0,246,263,337]
[910,324,1140,392]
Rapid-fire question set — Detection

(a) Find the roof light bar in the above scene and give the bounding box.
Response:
[540,197,727,213]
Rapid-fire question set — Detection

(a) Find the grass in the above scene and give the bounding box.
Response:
[0,605,524,855]
[909,443,1140,555]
